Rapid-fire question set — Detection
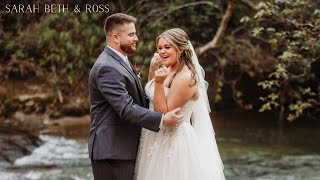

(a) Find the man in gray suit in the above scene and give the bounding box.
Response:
[88,13,183,180]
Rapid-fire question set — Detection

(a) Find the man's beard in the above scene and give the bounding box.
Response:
[120,43,136,55]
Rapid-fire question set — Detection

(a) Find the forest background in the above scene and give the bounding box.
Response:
[1,0,319,130]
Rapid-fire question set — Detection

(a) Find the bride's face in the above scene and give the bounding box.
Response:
[157,38,178,67]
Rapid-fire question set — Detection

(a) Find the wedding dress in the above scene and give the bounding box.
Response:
[134,79,225,180]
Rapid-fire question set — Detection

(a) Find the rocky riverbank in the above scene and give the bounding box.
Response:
[0,78,90,165]
[0,125,42,167]
[0,114,90,167]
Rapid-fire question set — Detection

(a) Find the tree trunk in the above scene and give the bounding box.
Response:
[196,0,235,56]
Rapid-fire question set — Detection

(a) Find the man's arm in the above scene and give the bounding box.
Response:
[97,65,162,132]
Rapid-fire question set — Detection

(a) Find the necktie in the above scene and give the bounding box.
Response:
[124,58,132,70]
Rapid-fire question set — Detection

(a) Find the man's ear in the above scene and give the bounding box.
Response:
[111,34,120,44]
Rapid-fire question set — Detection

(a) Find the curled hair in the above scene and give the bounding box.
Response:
[156,28,198,88]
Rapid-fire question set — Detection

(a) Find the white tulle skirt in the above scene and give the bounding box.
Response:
[135,122,225,180]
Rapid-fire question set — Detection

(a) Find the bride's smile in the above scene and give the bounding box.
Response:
[157,37,178,68]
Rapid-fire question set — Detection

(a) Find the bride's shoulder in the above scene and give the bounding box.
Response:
[173,68,197,87]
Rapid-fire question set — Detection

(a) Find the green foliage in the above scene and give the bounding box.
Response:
[31,13,105,88]
[1,0,319,123]
[1,11,105,90]
[1,0,220,89]
[247,0,320,121]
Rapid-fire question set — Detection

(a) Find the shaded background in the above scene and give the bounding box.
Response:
[0,0,320,179]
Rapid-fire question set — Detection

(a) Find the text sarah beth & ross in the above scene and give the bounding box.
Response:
[5,4,110,13]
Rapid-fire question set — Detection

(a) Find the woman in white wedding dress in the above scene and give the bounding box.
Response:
[135,28,225,180]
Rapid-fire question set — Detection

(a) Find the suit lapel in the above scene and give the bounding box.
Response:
[129,63,147,106]
[128,63,144,91]
[105,47,137,78]
[105,46,146,105]
[130,63,138,75]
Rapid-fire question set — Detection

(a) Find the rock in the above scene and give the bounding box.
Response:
[0,126,42,166]
[42,115,90,138]
[49,97,89,118]
[0,97,19,118]
[11,111,46,131]
[15,93,55,103]
[11,93,55,114]
[47,115,90,127]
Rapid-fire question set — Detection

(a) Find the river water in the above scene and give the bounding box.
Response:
[0,110,319,180]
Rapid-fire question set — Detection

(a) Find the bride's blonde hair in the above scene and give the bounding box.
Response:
[156,28,197,88]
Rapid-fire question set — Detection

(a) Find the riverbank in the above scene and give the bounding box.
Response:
[1,77,319,173]
[0,77,90,166]
[1,109,320,180]
[0,114,90,167]
[0,77,89,132]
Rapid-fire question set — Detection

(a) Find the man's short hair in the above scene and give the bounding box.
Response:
[104,13,137,37]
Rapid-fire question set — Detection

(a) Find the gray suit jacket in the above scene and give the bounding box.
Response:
[88,46,162,160]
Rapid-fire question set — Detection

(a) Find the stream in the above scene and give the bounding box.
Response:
[0,110,319,180]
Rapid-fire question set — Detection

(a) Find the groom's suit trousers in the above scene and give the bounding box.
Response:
[91,159,135,180]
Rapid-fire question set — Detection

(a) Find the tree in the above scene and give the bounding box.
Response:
[243,0,320,124]
[196,0,235,56]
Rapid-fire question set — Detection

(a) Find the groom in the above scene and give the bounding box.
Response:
[88,13,183,180]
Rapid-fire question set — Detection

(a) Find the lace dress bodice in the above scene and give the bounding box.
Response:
[145,79,195,124]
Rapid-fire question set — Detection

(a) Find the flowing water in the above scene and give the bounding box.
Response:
[0,136,92,180]
[0,110,319,180]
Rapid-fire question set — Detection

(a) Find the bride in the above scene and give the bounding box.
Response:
[135,28,225,180]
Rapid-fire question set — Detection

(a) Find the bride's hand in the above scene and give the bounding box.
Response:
[154,66,168,83]
[150,52,161,70]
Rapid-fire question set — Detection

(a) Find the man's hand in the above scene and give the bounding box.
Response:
[163,107,183,128]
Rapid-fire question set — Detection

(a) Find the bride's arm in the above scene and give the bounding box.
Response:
[148,65,156,82]
[154,71,197,114]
